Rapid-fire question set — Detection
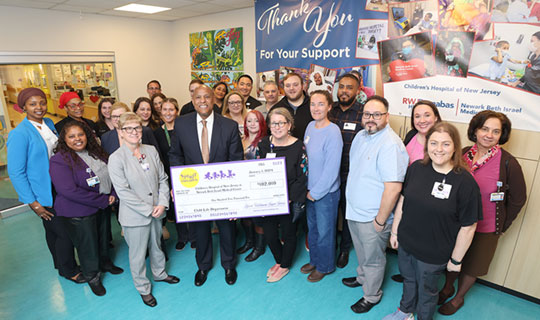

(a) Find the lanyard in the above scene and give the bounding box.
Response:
[163,124,171,147]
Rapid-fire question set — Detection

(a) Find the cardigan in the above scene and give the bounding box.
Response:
[7,117,58,207]
[463,146,527,234]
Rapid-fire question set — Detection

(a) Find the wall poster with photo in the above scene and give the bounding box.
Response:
[255,0,540,132]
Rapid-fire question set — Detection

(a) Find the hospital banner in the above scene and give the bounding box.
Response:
[254,0,540,132]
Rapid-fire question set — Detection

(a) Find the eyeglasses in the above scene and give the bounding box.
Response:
[67,102,85,109]
[270,121,288,128]
[148,87,160,91]
[362,112,387,120]
[121,126,143,134]
[111,115,121,119]
[228,101,243,106]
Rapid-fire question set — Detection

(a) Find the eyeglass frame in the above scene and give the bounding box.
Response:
[121,126,143,134]
[362,112,388,120]
[269,121,289,128]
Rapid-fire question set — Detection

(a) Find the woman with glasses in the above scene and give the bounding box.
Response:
[222,91,248,138]
[49,121,123,296]
[55,91,98,138]
[300,90,343,282]
[96,98,116,138]
[7,88,81,284]
[101,102,159,156]
[237,110,268,262]
[108,112,178,307]
[258,108,308,282]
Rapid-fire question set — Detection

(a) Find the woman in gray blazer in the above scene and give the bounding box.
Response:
[108,112,178,307]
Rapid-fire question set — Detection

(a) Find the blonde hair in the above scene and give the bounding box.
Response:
[222,91,247,119]
[267,107,294,130]
[118,112,142,129]
[111,101,130,114]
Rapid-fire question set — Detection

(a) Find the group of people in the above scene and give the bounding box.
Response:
[7,73,526,318]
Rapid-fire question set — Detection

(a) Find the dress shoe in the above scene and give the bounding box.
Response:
[438,298,464,315]
[225,269,237,285]
[102,265,124,275]
[88,275,106,296]
[438,287,455,305]
[66,272,87,284]
[267,268,289,283]
[307,270,326,282]
[195,270,208,287]
[156,275,180,284]
[245,233,265,262]
[391,274,404,283]
[236,239,254,254]
[175,241,186,251]
[342,276,362,288]
[351,297,379,314]
[141,293,157,307]
[336,251,349,268]
[300,263,316,274]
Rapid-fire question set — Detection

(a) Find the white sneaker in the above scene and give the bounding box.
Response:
[382,308,414,320]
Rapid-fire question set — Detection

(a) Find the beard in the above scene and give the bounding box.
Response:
[338,94,356,107]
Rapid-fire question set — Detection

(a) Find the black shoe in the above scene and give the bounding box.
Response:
[88,275,106,296]
[342,276,362,288]
[175,241,187,251]
[156,275,180,284]
[141,293,157,307]
[245,233,265,262]
[102,264,124,275]
[195,270,208,286]
[350,297,379,314]
[236,240,254,254]
[190,242,197,249]
[391,274,404,283]
[225,268,237,285]
[336,251,349,268]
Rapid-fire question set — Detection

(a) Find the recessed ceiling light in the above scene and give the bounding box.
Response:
[114,3,171,14]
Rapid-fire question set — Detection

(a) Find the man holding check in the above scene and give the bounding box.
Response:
[169,85,243,286]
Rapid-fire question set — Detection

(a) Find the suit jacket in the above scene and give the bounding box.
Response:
[6,117,58,207]
[101,127,159,156]
[49,151,110,218]
[108,144,169,227]
[169,112,243,166]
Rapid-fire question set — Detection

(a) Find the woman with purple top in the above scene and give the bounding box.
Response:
[50,121,123,296]
[300,90,343,282]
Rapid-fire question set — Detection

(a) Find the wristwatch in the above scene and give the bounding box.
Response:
[450,257,462,265]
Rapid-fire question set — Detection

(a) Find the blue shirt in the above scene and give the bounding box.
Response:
[304,121,343,200]
[346,124,409,222]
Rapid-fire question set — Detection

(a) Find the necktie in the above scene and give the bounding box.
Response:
[201,119,209,164]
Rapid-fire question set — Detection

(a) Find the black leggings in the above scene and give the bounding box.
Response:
[261,213,297,268]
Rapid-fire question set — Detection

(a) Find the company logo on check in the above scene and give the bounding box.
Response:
[180,168,199,188]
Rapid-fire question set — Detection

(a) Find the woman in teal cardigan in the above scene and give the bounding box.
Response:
[7,88,82,283]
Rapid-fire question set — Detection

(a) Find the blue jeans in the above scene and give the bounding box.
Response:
[306,189,340,273]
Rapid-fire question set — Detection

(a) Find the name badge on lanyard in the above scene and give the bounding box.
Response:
[432,178,452,199]
[490,181,505,201]
[85,168,100,187]
[344,122,356,131]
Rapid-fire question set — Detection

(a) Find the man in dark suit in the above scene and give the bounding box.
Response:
[169,85,243,286]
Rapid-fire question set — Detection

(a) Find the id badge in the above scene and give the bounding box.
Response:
[266,153,277,159]
[304,136,310,144]
[140,163,150,171]
[431,182,452,199]
[344,122,357,131]
[86,176,100,187]
[490,192,505,201]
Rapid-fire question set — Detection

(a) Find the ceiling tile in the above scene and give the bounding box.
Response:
[180,2,234,14]
[136,0,198,8]
[51,4,107,14]
[0,0,58,9]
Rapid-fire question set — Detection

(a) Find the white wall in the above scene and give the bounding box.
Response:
[0,5,257,106]
[170,7,257,105]
[0,5,177,105]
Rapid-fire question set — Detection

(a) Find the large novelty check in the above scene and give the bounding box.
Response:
[170,158,289,223]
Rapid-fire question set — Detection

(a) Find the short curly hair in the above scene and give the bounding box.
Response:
[467,110,512,145]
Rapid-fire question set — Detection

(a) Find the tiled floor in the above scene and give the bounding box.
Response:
[0,211,538,320]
